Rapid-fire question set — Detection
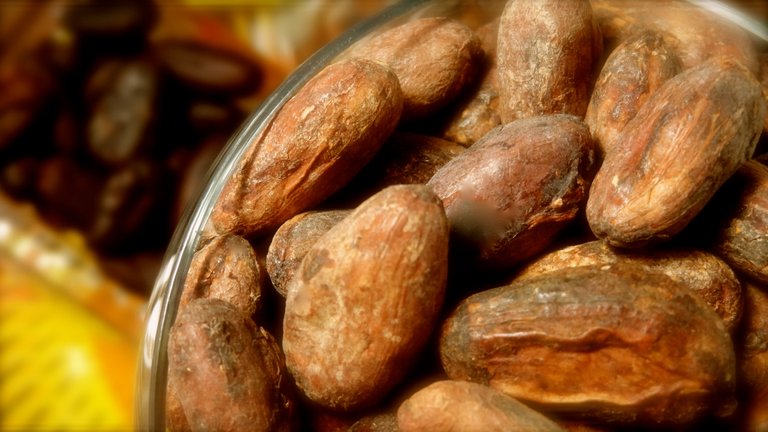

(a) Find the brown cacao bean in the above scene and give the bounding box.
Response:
[586,57,765,247]
[497,0,597,122]
[267,209,350,297]
[397,380,565,432]
[585,30,682,158]
[515,240,743,333]
[710,160,768,284]
[282,185,449,411]
[347,17,482,120]
[591,0,759,73]
[180,234,264,319]
[154,39,261,97]
[437,18,501,147]
[210,58,403,237]
[167,298,295,432]
[427,114,595,269]
[440,264,736,425]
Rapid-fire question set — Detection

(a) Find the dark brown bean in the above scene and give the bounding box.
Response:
[154,40,261,97]
[427,114,595,269]
[86,59,158,166]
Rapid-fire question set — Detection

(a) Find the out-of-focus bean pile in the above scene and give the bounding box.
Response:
[0,0,269,294]
[0,0,394,295]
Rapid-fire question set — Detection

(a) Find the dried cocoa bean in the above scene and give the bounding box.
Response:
[347,16,482,120]
[267,209,350,297]
[738,282,768,432]
[586,57,765,248]
[710,160,768,284]
[440,264,736,425]
[35,156,103,229]
[585,30,682,158]
[86,58,158,166]
[167,298,295,432]
[180,234,264,319]
[282,185,449,411]
[591,0,759,73]
[348,413,398,432]
[64,0,157,50]
[515,240,743,333]
[154,39,261,96]
[427,114,595,269]
[88,159,168,252]
[739,282,768,397]
[210,58,403,237]
[497,0,597,122]
[397,380,565,432]
[437,18,501,147]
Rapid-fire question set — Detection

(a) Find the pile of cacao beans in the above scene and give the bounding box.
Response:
[0,0,263,292]
[164,0,768,431]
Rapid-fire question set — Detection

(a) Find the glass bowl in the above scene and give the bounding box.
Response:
[135,0,768,430]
